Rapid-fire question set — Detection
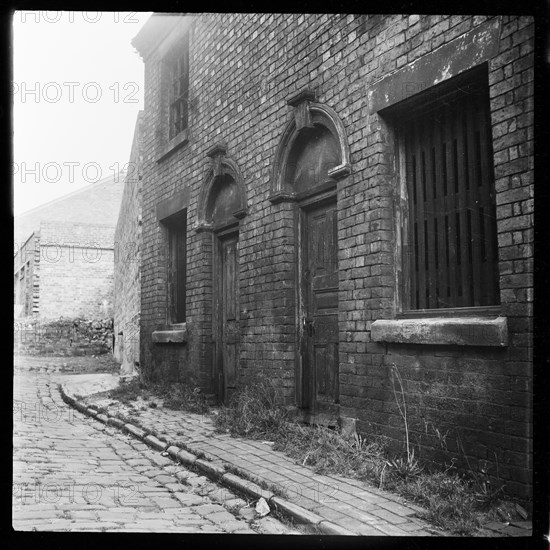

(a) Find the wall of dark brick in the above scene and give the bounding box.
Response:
[135,14,533,501]
[336,15,534,501]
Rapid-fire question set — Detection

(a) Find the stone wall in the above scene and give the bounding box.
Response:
[113,112,143,374]
[135,15,533,501]
[14,317,113,356]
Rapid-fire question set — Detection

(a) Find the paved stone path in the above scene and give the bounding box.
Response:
[74,373,533,537]
[13,362,298,533]
[71,376,443,536]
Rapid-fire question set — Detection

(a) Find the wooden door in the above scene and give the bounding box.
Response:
[215,232,239,405]
[301,200,339,419]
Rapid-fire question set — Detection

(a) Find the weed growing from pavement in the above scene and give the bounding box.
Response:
[214,378,291,439]
[108,377,144,402]
[388,364,423,480]
[160,383,210,414]
[212,379,514,536]
[107,378,210,415]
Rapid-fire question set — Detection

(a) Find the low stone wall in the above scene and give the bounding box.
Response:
[14,317,114,356]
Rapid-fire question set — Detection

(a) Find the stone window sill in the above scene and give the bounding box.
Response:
[152,323,187,344]
[156,129,189,163]
[371,316,508,347]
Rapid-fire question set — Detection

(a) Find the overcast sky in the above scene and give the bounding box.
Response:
[12,10,152,215]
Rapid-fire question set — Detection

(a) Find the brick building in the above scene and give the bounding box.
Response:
[14,174,125,319]
[113,112,144,376]
[131,14,533,502]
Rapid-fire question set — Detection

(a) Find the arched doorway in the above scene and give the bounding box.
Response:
[293,127,340,421]
[198,146,247,405]
[270,93,351,423]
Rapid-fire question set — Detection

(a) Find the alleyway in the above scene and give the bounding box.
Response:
[12,357,297,533]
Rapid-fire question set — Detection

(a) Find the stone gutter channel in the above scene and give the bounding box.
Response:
[59,384,354,535]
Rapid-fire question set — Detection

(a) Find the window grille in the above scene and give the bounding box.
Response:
[399,79,499,310]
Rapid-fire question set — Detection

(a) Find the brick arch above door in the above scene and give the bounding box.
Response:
[269,90,351,204]
[195,143,248,232]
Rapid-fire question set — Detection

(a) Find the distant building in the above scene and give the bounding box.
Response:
[130,14,534,503]
[14,174,125,320]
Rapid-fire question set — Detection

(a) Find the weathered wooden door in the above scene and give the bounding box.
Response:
[301,200,339,419]
[215,232,239,405]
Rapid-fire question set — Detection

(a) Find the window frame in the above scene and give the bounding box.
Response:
[166,33,189,142]
[390,66,501,318]
[162,209,187,325]
[157,30,190,162]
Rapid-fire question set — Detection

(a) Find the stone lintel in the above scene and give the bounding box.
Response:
[157,189,189,222]
[371,316,508,347]
[367,19,501,114]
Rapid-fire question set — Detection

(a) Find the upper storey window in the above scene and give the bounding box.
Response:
[166,33,189,140]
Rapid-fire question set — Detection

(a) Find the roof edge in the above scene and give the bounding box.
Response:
[132,13,186,57]
[15,171,125,220]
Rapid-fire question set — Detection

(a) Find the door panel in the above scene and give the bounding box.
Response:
[216,233,239,404]
[301,201,339,416]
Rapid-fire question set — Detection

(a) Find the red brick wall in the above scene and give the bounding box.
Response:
[136,14,533,500]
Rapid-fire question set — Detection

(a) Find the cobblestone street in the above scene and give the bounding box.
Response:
[13,359,298,533]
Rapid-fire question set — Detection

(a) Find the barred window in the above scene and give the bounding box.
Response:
[398,71,499,310]
[167,34,189,140]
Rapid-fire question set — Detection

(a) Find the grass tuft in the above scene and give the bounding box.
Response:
[107,378,210,415]
[214,379,290,439]
[159,383,210,414]
[108,377,144,403]
[213,378,511,536]
[394,471,482,534]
